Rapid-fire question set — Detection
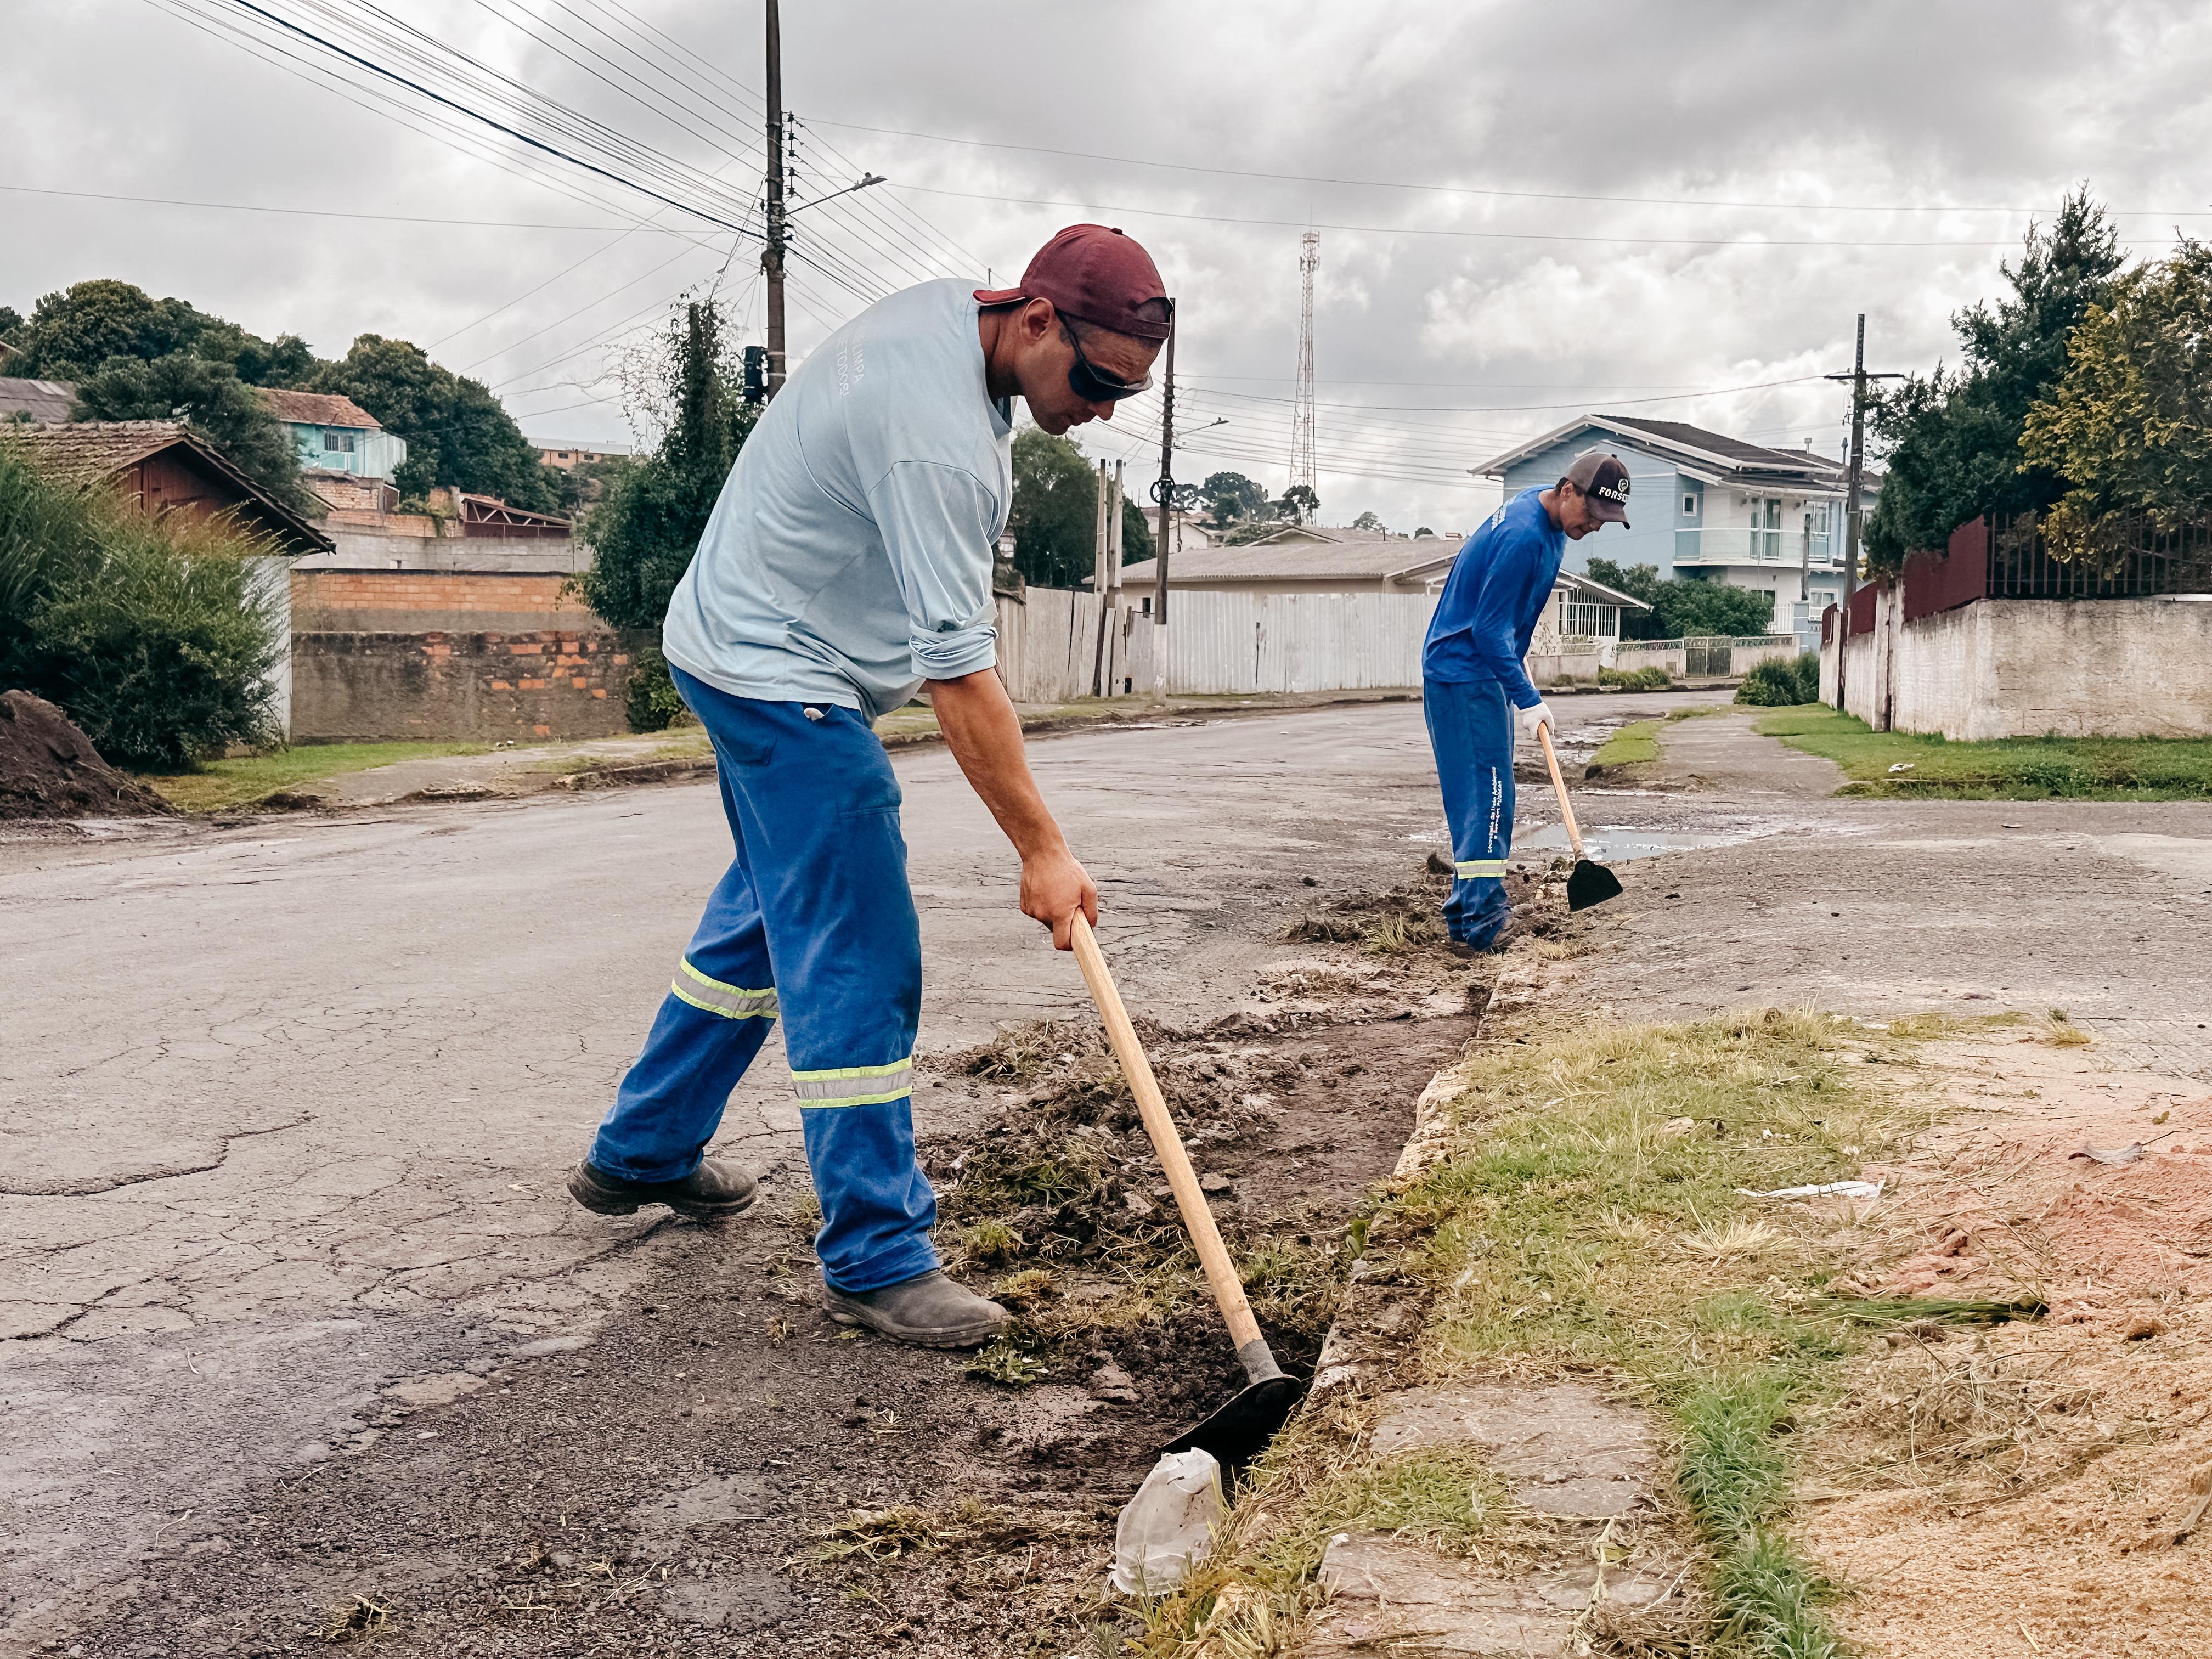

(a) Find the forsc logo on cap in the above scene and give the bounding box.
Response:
[1565,451,1632,527]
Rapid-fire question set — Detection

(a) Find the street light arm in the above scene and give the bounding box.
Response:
[787,173,887,216]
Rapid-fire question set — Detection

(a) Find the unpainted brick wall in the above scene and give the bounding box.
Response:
[289,570,644,741]
[292,629,646,741]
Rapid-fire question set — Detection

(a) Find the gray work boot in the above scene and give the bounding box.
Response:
[820,1270,1008,1349]
[566,1156,759,1222]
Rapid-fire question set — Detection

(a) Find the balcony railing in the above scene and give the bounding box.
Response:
[1673,528,1839,569]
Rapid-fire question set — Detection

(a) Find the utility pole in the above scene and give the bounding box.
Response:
[1822,315,1902,709]
[761,0,788,400]
[1152,302,1177,690]
[1091,460,1113,696]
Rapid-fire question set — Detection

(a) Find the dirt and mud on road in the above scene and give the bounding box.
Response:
[49,864,1566,1658]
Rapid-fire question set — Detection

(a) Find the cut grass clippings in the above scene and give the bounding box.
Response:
[143,740,490,812]
[1132,1008,2018,1659]
[1754,704,2212,799]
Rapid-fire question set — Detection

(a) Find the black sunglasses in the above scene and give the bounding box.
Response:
[1062,320,1153,403]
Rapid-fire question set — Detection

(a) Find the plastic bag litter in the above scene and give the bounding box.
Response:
[1111,1448,1223,1597]
[1736,1179,1885,1201]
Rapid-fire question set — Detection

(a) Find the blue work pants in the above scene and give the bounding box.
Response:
[1422,676,1515,949]
[587,668,936,1295]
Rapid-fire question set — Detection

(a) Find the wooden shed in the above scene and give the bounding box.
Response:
[1,420,334,557]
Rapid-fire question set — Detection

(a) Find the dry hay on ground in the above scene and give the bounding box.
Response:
[1801,1036,2212,1659]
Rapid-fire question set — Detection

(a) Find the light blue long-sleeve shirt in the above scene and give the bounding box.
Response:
[662,279,1013,721]
[1419,488,1565,708]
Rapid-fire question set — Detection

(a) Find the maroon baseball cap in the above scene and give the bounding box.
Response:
[975,224,1171,342]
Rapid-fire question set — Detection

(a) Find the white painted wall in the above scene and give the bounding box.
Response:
[1823,594,2212,737]
[992,586,1435,701]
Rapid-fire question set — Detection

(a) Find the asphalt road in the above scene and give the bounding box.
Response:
[15,692,2207,1650]
[0,698,1511,1640]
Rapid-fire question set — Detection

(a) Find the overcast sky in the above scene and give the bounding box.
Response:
[6,0,2209,532]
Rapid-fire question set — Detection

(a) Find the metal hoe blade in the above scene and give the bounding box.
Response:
[1161,1372,1303,1470]
[1566,857,1623,912]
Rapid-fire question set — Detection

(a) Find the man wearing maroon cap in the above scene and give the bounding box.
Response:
[565,226,1170,1350]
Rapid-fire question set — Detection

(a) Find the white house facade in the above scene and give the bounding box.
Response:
[1477,416,1872,647]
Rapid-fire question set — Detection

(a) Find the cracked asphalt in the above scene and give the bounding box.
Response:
[0,700,1502,1644]
[13,692,2204,1652]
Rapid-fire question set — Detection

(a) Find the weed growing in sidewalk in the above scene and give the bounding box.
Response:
[1126,1008,2007,1658]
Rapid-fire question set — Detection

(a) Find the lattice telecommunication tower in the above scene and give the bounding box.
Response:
[1289,232,1318,493]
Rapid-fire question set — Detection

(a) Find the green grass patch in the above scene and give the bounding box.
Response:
[1592,717,1663,769]
[1127,1007,2009,1658]
[1755,704,2212,799]
[143,740,490,812]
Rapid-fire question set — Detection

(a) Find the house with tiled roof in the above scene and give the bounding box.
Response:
[257,387,407,482]
[1477,415,1873,642]
[0,421,331,556]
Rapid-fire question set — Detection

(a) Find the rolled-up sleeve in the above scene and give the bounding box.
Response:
[866,460,1001,681]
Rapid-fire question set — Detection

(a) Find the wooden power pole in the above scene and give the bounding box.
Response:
[762,0,788,400]
[1152,302,1177,638]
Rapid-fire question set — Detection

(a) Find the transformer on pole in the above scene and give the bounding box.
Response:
[1289,232,1318,494]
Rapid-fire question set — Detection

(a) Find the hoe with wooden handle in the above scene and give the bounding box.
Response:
[1068,912,1300,1469]
[1537,723,1623,912]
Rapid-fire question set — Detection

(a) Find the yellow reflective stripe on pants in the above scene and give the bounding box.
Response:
[668,958,778,1020]
[791,1057,913,1108]
[1454,858,1507,878]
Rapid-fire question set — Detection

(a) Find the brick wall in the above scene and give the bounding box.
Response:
[289,568,645,741]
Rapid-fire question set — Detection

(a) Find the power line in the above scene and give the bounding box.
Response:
[889,183,2189,250]
[0,180,673,230]
[805,117,2212,218]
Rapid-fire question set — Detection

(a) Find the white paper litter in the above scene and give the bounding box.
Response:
[1736,1179,1886,1201]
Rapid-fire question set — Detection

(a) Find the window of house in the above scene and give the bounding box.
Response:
[1753,497,1782,560]
[323,428,357,454]
[1562,599,1618,637]
[1810,504,1830,535]
[1683,493,1698,516]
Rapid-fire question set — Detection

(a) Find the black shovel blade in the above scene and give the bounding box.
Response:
[1567,857,1623,912]
[1160,1373,1303,1471]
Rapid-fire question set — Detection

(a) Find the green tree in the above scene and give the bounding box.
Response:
[575,300,755,631]
[0,305,22,343]
[1865,190,2124,568]
[1199,470,1268,525]
[1277,483,1319,526]
[2021,238,2212,559]
[70,353,309,511]
[1585,557,1775,639]
[314,335,558,511]
[1008,427,1097,588]
[1351,510,1386,532]
[4,278,320,388]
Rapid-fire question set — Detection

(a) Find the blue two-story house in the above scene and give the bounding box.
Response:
[260,388,408,482]
[1478,416,1866,645]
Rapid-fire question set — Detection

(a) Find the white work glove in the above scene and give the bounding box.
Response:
[1516,700,1555,743]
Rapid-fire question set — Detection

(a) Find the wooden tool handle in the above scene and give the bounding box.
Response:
[1536,723,1586,859]
[1068,912,1266,1355]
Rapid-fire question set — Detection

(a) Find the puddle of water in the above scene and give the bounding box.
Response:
[1520,823,1767,862]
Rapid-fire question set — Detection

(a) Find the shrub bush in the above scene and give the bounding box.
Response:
[1736,652,1823,707]
[0,439,281,769]
[624,644,687,732]
[1598,664,1672,691]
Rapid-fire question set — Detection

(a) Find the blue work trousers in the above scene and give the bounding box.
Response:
[1422,676,1515,949]
[587,667,937,1295]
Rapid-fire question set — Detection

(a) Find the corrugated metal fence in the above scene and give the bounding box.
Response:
[993,587,1435,701]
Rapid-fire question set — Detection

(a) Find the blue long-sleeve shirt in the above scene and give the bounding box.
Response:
[1420,488,1565,708]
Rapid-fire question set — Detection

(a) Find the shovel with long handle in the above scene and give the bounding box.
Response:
[1067,912,1300,1468]
[1536,723,1623,912]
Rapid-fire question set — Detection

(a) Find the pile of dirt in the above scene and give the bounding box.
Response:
[0,690,174,819]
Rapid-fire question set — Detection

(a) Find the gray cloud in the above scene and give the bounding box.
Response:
[5,0,2206,530]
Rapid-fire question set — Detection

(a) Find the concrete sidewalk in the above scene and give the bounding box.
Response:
[259,687,1427,810]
